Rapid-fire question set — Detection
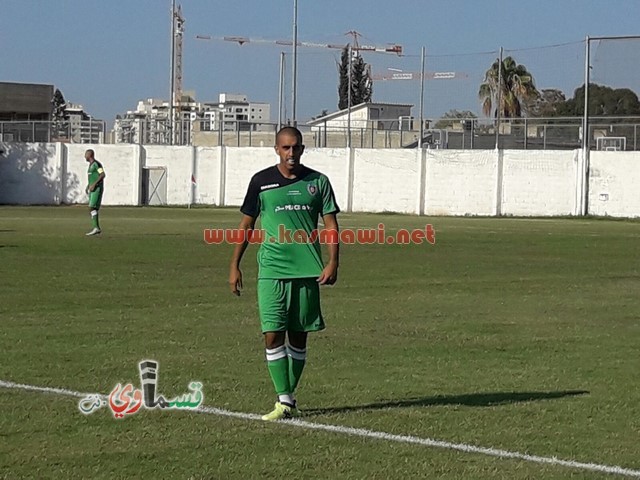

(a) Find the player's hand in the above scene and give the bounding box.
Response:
[317,262,338,285]
[229,266,243,296]
[85,186,89,194]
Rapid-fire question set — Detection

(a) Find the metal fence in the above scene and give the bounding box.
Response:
[3,116,639,151]
[0,120,106,144]
[190,116,640,150]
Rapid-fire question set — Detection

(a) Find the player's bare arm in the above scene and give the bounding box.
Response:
[229,214,257,296]
[318,213,339,285]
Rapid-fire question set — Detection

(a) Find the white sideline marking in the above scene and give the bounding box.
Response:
[2,379,639,478]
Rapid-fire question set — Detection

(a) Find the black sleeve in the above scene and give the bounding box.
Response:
[320,174,340,215]
[240,176,261,217]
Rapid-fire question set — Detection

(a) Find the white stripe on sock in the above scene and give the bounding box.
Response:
[266,346,287,362]
[287,344,307,361]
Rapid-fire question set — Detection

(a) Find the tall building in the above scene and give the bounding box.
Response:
[213,93,271,131]
[0,82,53,122]
[114,98,174,145]
[0,81,104,143]
[0,82,53,141]
[113,92,271,144]
[62,103,105,144]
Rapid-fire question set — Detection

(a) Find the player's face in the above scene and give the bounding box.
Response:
[84,151,92,162]
[275,133,304,172]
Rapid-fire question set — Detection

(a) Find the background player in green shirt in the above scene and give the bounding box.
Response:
[229,126,340,421]
[85,149,105,236]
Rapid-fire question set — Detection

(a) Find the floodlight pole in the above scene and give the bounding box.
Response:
[495,46,503,150]
[278,52,285,131]
[583,36,590,151]
[418,46,426,149]
[291,0,298,126]
[169,0,176,145]
[581,35,591,216]
[347,43,352,148]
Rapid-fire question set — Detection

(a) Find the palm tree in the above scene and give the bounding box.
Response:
[478,56,539,118]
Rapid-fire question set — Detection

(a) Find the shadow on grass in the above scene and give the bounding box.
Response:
[303,390,589,416]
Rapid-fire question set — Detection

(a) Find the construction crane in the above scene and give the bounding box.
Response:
[170,3,185,145]
[195,32,403,55]
[196,31,402,131]
[371,70,468,81]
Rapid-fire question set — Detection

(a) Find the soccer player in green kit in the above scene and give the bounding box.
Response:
[85,149,105,236]
[229,126,340,421]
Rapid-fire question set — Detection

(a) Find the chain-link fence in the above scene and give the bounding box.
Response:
[586,36,640,151]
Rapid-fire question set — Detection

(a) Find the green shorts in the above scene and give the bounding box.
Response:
[257,278,325,333]
[89,187,103,209]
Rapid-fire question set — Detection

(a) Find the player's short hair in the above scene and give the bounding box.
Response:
[85,149,95,157]
[276,126,303,144]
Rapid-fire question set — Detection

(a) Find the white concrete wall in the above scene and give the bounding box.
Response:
[0,142,60,204]
[223,147,277,207]
[66,144,139,205]
[143,146,193,205]
[425,149,497,216]
[1,142,640,218]
[194,147,221,205]
[352,149,419,214]
[300,148,349,212]
[501,150,578,216]
[589,152,640,218]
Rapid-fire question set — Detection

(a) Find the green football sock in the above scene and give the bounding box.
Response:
[287,344,307,392]
[266,346,291,399]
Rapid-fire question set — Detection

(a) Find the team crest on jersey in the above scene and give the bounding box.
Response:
[307,184,317,196]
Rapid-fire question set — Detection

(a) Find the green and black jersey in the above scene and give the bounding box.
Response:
[88,161,105,189]
[241,165,340,280]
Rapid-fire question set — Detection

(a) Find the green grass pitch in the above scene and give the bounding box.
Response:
[1,206,639,479]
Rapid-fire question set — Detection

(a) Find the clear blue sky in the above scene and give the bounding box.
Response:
[3,0,640,126]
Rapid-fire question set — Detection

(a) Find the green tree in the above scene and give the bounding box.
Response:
[51,88,66,118]
[478,56,538,118]
[338,45,372,110]
[51,88,68,139]
[555,83,640,116]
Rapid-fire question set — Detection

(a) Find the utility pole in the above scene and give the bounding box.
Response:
[278,52,285,132]
[291,0,298,126]
[347,43,352,148]
[418,46,426,149]
[582,36,591,216]
[169,0,176,145]
[495,46,503,150]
